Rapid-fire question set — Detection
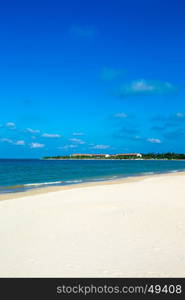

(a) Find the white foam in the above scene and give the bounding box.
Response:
[24,181,63,187]
[65,180,83,184]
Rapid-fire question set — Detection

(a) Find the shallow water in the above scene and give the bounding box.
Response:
[0,159,185,193]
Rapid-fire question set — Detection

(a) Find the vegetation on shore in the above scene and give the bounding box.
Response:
[43,153,185,160]
[141,153,185,160]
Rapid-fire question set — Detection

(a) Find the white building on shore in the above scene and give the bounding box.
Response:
[71,153,142,158]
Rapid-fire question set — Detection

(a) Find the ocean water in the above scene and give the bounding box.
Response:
[0,159,185,193]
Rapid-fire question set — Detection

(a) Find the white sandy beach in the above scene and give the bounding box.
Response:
[0,172,185,277]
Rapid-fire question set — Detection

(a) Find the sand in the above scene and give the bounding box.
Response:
[0,172,185,277]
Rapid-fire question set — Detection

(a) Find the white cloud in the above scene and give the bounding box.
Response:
[14,140,25,146]
[30,143,45,149]
[26,128,40,133]
[1,138,13,144]
[118,79,176,97]
[147,138,162,144]
[175,112,185,119]
[91,144,110,149]
[42,133,61,138]
[72,132,84,136]
[130,80,155,92]
[1,138,25,145]
[69,138,86,144]
[6,122,16,129]
[113,112,128,118]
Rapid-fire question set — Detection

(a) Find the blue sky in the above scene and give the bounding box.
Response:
[0,0,185,158]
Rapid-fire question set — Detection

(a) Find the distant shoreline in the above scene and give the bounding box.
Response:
[42,158,185,161]
[42,152,185,161]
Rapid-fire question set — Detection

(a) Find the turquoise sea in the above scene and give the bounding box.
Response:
[0,159,185,193]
